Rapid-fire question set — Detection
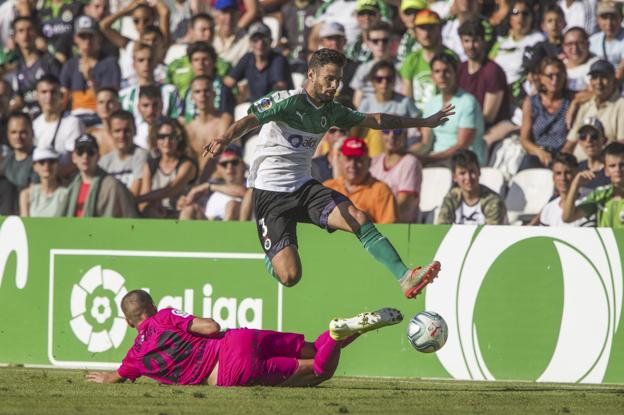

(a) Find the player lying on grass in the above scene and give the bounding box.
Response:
[203,48,455,298]
[86,290,403,387]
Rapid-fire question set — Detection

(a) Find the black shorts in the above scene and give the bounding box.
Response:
[252,180,348,258]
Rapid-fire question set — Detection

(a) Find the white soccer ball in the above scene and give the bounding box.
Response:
[407,311,448,353]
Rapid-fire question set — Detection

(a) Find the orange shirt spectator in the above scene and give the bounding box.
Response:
[323,137,397,224]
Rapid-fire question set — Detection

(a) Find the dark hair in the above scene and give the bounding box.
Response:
[564,26,588,41]
[11,16,36,30]
[187,41,217,62]
[366,20,392,37]
[550,152,578,170]
[458,18,485,39]
[96,86,119,97]
[542,4,565,20]
[308,48,346,72]
[138,84,162,101]
[429,52,459,72]
[0,79,12,93]
[143,25,163,38]
[148,117,190,155]
[7,111,33,133]
[133,3,155,18]
[603,142,624,158]
[191,74,214,88]
[368,60,396,83]
[36,74,61,88]
[109,110,136,131]
[451,149,480,172]
[190,13,214,28]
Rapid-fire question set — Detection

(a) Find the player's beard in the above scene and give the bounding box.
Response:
[314,82,335,104]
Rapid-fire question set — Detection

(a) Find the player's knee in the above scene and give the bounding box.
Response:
[348,206,369,227]
[313,367,335,381]
[278,269,302,287]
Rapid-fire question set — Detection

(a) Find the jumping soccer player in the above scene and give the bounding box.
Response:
[203,48,454,298]
[86,290,403,387]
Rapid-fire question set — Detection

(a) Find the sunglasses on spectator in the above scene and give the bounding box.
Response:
[219,159,241,167]
[540,72,562,79]
[382,129,403,135]
[76,147,97,157]
[511,9,531,17]
[358,10,378,17]
[580,133,600,142]
[157,133,179,141]
[36,159,58,165]
[373,75,394,83]
[369,37,389,45]
[133,18,151,24]
[328,127,347,135]
[403,8,420,15]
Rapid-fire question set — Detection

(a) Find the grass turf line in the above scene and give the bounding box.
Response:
[1,367,623,415]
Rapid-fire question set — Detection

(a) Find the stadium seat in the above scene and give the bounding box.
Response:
[419,167,452,223]
[479,167,506,196]
[505,168,553,223]
[262,16,281,47]
[292,72,306,90]
[234,102,251,121]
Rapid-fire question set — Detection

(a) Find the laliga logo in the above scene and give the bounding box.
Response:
[70,265,128,353]
[0,217,28,290]
[427,226,622,383]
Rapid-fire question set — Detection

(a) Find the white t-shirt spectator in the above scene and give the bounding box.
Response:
[559,0,596,35]
[33,114,85,153]
[494,31,545,84]
[589,31,624,71]
[567,56,599,92]
[313,0,359,43]
[442,19,466,62]
[204,191,242,220]
[539,196,593,226]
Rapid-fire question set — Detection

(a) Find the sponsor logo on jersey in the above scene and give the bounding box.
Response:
[255,98,273,113]
[62,10,74,23]
[287,134,318,148]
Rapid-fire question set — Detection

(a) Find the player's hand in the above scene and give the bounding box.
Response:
[202,138,228,159]
[85,372,108,383]
[423,104,455,128]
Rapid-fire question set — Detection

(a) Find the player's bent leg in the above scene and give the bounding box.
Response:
[329,308,403,341]
[326,200,367,233]
[278,359,330,387]
[271,246,303,287]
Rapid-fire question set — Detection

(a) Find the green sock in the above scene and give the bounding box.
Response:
[355,222,409,280]
[264,255,281,282]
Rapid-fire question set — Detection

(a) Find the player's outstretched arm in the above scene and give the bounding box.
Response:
[358,104,455,130]
[202,114,261,159]
[189,317,221,337]
[85,371,126,384]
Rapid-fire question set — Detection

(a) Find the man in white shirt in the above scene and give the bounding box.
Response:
[32,75,84,176]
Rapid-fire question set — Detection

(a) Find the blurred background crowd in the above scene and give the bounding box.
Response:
[1,0,623,227]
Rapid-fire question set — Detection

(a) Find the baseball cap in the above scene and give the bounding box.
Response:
[522,45,547,74]
[597,1,621,16]
[248,22,272,39]
[356,0,380,13]
[214,0,238,11]
[341,137,368,157]
[588,59,615,77]
[74,15,98,36]
[33,147,59,162]
[319,22,346,38]
[401,0,427,12]
[578,117,605,137]
[74,133,99,150]
[414,9,442,26]
[219,144,243,160]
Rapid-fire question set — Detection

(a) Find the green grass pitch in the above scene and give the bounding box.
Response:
[1,367,623,414]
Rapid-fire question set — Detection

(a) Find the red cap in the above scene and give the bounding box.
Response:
[341,137,368,157]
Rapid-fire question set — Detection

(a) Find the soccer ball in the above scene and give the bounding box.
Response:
[407,311,448,353]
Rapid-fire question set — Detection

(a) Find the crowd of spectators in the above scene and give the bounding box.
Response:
[1,0,624,228]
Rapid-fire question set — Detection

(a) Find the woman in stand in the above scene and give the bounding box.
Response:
[19,147,69,217]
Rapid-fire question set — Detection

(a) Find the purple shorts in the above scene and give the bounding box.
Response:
[216,328,305,387]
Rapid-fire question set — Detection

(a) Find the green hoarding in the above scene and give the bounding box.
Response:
[0,217,622,384]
